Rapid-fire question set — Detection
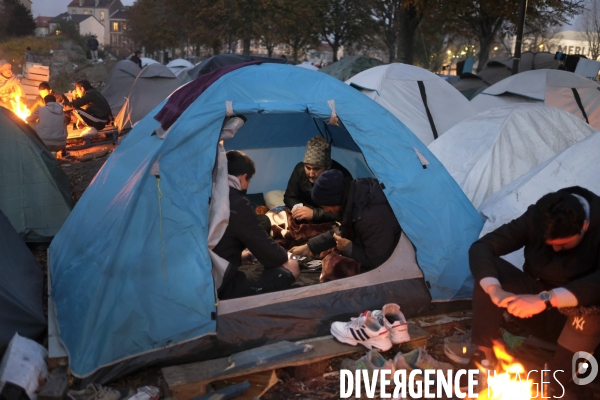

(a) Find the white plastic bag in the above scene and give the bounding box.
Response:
[0,333,48,399]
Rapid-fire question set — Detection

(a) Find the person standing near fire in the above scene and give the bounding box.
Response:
[0,60,24,110]
[469,186,600,396]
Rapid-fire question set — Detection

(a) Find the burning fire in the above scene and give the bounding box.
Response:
[10,95,31,121]
[478,342,534,399]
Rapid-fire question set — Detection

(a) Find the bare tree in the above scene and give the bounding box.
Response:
[579,0,600,60]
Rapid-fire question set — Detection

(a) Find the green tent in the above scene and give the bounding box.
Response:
[0,107,71,242]
[319,56,383,81]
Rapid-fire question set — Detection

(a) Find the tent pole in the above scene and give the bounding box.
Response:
[512,0,528,75]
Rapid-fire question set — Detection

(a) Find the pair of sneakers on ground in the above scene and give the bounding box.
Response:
[340,347,454,378]
[330,303,410,352]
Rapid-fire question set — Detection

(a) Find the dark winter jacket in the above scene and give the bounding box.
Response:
[283,161,352,222]
[214,187,289,289]
[130,55,142,69]
[470,186,600,307]
[87,37,99,51]
[307,178,401,270]
[65,88,111,120]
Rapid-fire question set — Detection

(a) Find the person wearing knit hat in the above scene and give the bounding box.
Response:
[264,135,352,224]
[290,173,402,274]
[0,60,24,108]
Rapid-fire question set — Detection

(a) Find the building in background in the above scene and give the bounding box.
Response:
[35,16,52,37]
[49,13,105,45]
[66,0,124,47]
[19,0,32,10]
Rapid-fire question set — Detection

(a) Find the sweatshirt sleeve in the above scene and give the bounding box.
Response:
[231,195,288,268]
[469,207,533,282]
[307,230,336,255]
[563,267,600,306]
[26,108,40,123]
[66,92,92,109]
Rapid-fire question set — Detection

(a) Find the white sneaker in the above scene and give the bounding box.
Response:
[372,303,410,344]
[81,126,98,136]
[330,311,393,351]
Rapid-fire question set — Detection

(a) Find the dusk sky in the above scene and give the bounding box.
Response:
[32,0,135,17]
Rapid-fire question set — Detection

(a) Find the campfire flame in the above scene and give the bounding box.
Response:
[478,342,534,400]
[10,95,31,121]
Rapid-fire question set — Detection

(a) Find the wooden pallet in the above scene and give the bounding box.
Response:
[162,323,429,400]
[22,64,50,101]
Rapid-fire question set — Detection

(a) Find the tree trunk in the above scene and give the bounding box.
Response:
[243,38,251,55]
[331,42,339,62]
[476,17,503,72]
[396,6,421,65]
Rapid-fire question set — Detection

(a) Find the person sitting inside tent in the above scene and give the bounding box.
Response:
[469,187,600,397]
[289,170,401,273]
[0,60,24,110]
[265,136,352,223]
[214,150,300,300]
[64,80,112,135]
[26,95,69,157]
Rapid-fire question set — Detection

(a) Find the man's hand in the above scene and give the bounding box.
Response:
[505,295,546,318]
[290,244,311,257]
[241,249,256,265]
[333,233,350,252]
[292,206,314,221]
[486,284,516,308]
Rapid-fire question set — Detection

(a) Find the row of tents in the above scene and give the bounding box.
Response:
[3,53,600,385]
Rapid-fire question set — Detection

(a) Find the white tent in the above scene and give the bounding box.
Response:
[296,62,319,71]
[471,69,600,129]
[140,57,159,67]
[478,131,600,268]
[347,63,476,145]
[167,58,194,70]
[428,104,595,208]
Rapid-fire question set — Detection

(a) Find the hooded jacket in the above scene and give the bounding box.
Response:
[470,186,600,307]
[283,161,352,222]
[307,178,402,270]
[27,102,67,148]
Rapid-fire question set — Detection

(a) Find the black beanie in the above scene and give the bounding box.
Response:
[311,169,345,206]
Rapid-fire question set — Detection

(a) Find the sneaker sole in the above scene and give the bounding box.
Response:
[330,326,393,351]
[389,331,411,344]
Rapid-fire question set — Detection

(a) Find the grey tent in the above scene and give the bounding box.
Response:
[102,60,142,116]
[114,64,182,133]
[0,107,71,242]
[319,56,383,81]
[451,73,489,100]
[0,209,46,357]
[187,54,287,80]
[520,52,560,71]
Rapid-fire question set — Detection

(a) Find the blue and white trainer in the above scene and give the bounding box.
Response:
[330,311,393,351]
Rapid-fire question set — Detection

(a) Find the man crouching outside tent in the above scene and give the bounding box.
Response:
[214,150,300,300]
[469,186,600,396]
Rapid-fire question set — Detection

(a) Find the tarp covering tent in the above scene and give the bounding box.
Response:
[428,104,595,209]
[478,131,600,269]
[296,61,319,70]
[187,54,287,80]
[0,209,46,357]
[140,57,159,67]
[319,56,383,81]
[347,63,476,145]
[0,107,71,242]
[49,63,482,382]
[114,63,182,133]
[471,69,600,129]
[102,60,142,116]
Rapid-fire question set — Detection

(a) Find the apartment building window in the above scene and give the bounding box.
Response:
[100,11,105,21]
[83,10,90,14]
[122,22,127,31]
[112,22,119,32]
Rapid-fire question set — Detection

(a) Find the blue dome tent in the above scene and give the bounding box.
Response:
[49,63,482,382]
